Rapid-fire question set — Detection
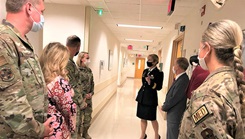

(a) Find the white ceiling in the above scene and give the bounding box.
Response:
[45,0,202,55]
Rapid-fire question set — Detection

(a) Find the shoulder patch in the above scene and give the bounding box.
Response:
[0,67,14,82]
[192,105,210,125]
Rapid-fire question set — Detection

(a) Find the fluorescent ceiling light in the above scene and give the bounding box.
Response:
[117,24,162,29]
[125,39,153,42]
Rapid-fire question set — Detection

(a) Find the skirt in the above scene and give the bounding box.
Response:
[136,103,157,121]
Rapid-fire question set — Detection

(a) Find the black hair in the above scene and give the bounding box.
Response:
[189,55,199,66]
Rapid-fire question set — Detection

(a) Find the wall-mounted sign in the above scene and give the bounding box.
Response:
[128,45,133,50]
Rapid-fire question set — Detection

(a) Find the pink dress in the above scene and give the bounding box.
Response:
[45,76,76,139]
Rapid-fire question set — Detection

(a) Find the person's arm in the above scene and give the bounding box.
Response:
[189,95,242,138]
[150,71,163,90]
[146,70,163,90]
[50,78,77,132]
[89,69,95,95]
[142,69,148,84]
[66,63,77,87]
[67,64,86,109]
[0,37,45,137]
[162,76,189,111]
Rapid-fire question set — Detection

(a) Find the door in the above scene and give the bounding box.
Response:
[167,34,184,90]
[135,58,145,78]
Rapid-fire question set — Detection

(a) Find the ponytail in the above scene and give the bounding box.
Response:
[233,45,245,104]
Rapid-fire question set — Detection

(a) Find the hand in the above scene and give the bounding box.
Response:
[85,93,92,99]
[71,89,75,97]
[145,75,151,85]
[80,98,87,110]
[43,118,54,137]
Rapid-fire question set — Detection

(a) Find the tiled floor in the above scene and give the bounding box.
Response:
[90,78,167,139]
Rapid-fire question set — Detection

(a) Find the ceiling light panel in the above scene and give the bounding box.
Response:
[117,24,162,29]
[125,39,153,42]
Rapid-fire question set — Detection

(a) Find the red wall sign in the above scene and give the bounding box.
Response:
[128,45,133,50]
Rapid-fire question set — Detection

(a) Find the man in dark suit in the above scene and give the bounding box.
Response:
[162,57,189,139]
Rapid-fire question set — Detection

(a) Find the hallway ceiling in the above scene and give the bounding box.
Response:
[45,0,201,56]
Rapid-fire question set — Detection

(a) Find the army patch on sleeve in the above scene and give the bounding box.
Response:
[0,67,15,82]
[192,105,210,125]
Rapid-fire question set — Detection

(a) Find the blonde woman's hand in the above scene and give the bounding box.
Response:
[145,75,151,85]
[70,89,75,97]
[43,118,54,137]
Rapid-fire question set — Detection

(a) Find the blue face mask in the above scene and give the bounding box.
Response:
[30,6,44,32]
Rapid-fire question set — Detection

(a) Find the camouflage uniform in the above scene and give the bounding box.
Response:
[78,66,94,138]
[179,66,245,139]
[0,19,48,138]
[66,58,85,139]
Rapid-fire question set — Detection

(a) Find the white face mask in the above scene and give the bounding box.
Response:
[198,46,209,70]
[87,59,91,64]
[172,66,176,74]
[84,59,90,65]
[30,6,44,32]
[192,62,198,67]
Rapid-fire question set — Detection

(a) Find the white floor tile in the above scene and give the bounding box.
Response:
[90,79,167,139]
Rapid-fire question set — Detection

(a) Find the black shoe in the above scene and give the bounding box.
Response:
[144,134,147,139]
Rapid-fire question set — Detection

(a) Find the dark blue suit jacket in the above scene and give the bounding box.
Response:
[162,73,189,124]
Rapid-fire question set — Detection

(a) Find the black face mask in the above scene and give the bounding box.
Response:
[74,51,79,56]
[147,61,153,67]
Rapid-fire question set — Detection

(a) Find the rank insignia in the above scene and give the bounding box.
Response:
[0,67,14,82]
[201,128,216,139]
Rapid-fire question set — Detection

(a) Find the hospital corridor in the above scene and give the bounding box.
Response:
[89,79,166,139]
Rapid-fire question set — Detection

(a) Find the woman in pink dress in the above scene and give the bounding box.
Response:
[39,42,77,139]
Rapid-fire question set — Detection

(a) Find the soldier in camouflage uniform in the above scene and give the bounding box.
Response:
[179,20,245,139]
[66,35,87,139]
[76,52,94,139]
[0,0,54,138]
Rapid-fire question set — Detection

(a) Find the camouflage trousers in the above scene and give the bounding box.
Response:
[71,99,92,139]
[71,109,84,139]
[80,99,93,129]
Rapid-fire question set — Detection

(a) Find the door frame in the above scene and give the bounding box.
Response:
[134,57,145,79]
[167,33,185,90]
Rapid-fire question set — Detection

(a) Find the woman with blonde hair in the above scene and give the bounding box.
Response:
[136,54,163,139]
[179,20,245,138]
[39,42,77,139]
[76,52,94,139]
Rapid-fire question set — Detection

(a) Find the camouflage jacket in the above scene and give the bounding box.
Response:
[66,58,85,108]
[0,20,48,138]
[179,66,245,139]
[78,66,94,95]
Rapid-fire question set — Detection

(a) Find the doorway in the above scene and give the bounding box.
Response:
[167,34,184,89]
[134,58,145,79]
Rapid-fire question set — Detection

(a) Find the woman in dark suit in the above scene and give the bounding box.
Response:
[136,54,163,139]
